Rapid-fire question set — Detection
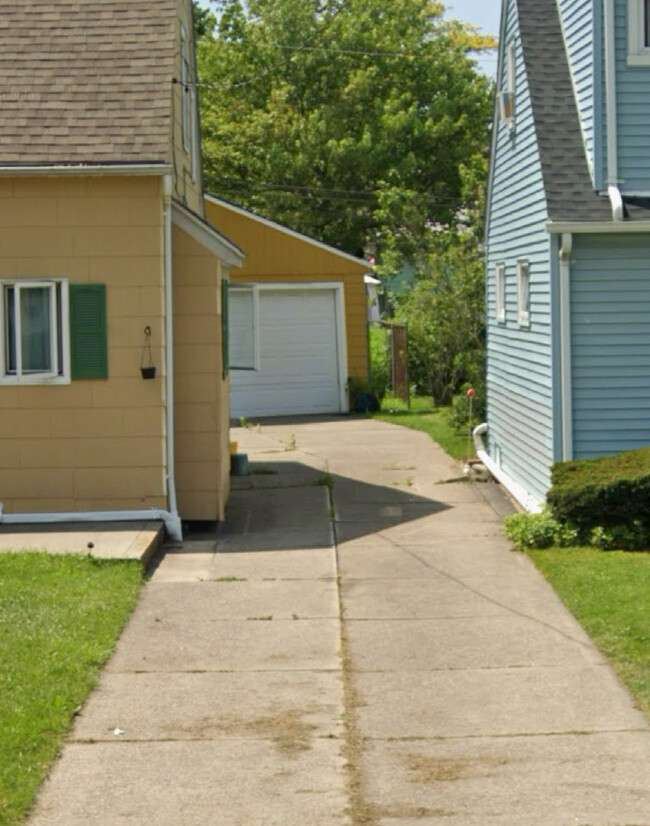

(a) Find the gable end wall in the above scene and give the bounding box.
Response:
[485,0,555,505]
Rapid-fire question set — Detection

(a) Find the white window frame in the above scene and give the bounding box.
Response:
[516,260,530,327]
[181,23,191,154]
[229,285,260,370]
[495,262,506,322]
[628,0,650,65]
[498,41,516,129]
[0,279,70,384]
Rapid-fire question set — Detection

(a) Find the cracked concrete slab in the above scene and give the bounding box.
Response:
[71,670,344,743]
[28,739,350,826]
[354,666,648,739]
[346,615,604,672]
[108,617,342,673]
[131,579,340,621]
[361,732,650,826]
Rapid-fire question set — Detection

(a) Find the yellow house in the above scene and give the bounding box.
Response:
[205,195,371,418]
[0,0,244,537]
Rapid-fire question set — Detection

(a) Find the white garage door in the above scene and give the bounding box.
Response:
[230,287,344,418]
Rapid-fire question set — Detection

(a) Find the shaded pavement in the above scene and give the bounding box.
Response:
[28,418,650,825]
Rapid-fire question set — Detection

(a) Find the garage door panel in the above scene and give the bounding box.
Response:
[231,288,343,418]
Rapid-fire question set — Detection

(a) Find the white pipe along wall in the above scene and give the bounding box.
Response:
[472,424,543,513]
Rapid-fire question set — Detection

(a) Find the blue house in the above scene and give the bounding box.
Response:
[481,0,650,510]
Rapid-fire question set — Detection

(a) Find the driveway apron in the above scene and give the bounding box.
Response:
[28,418,650,826]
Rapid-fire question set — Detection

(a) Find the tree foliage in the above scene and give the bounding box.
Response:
[196,0,494,258]
[393,236,485,406]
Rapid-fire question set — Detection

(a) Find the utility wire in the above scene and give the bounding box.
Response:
[203,0,358,90]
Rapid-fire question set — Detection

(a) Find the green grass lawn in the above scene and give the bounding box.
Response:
[528,547,650,717]
[374,397,473,462]
[0,552,143,826]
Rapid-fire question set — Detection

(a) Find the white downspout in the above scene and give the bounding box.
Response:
[163,174,183,541]
[471,424,543,512]
[604,0,624,221]
[559,233,573,461]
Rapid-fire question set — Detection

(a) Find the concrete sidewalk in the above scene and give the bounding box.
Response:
[28,418,650,825]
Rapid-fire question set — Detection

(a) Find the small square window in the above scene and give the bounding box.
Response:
[495,263,506,322]
[517,261,530,327]
[1,280,69,383]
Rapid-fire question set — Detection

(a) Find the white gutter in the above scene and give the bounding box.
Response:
[0,164,171,177]
[163,175,182,541]
[604,0,624,221]
[0,507,181,539]
[546,220,650,233]
[559,233,573,461]
[472,424,543,513]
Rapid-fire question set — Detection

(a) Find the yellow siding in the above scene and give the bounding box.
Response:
[205,199,369,380]
[173,226,230,521]
[0,176,167,514]
[171,0,204,215]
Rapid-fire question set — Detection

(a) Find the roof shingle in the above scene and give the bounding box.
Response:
[0,0,177,166]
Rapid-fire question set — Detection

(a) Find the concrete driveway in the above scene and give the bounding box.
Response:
[28,418,650,825]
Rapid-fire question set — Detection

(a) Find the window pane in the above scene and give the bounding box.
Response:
[229,289,256,369]
[20,286,52,372]
[646,0,650,47]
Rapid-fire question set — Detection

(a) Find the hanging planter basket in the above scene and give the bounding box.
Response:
[140,326,156,379]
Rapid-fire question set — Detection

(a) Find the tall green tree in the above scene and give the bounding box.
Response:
[196,0,494,258]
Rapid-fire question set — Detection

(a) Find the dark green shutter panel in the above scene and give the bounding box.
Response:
[70,284,108,379]
[221,278,229,379]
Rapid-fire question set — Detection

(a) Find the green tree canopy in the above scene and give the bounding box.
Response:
[196,0,494,259]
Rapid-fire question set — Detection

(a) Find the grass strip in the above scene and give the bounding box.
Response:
[374,399,470,462]
[0,552,144,826]
[528,547,650,717]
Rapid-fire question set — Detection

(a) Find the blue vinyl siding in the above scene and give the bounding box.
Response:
[571,234,650,458]
[557,0,595,180]
[485,0,554,506]
[598,0,650,190]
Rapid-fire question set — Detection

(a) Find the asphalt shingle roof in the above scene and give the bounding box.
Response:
[517,0,613,223]
[0,0,177,166]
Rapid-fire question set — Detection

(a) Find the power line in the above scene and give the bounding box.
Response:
[206,0,358,90]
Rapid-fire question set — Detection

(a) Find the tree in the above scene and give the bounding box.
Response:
[393,237,485,406]
[196,0,494,259]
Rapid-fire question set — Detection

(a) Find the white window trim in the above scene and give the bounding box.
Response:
[628,0,650,65]
[516,261,530,328]
[495,263,506,323]
[229,285,260,371]
[0,278,70,385]
[181,23,191,153]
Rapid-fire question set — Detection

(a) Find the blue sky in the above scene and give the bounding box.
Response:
[444,0,501,76]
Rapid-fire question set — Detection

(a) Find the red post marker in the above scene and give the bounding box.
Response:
[467,387,475,398]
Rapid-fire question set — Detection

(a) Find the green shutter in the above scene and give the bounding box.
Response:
[221,278,229,379]
[69,284,108,379]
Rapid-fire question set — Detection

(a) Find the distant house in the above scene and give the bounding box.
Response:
[205,196,370,418]
[482,0,650,510]
[0,0,245,537]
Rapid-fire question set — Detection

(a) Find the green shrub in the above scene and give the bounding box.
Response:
[504,508,579,551]
[547,446,650,532]
[590,521,650,551]
[368,324,390,399]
